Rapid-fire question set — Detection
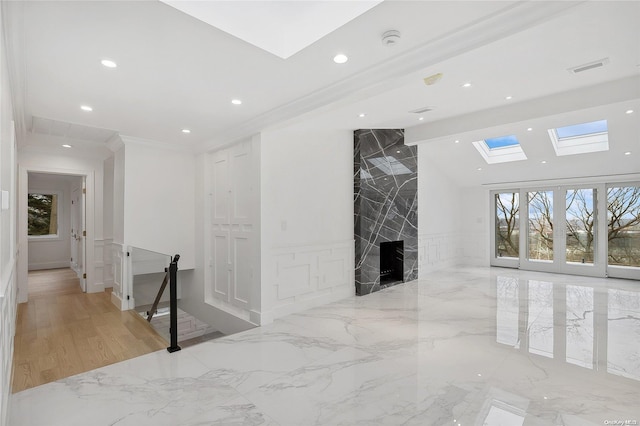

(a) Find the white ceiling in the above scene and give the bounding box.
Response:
[4,0,640,186]
[159,0,383,59]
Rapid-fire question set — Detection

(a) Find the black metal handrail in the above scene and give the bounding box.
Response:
[167,254,181,353]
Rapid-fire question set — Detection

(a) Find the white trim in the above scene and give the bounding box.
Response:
[120,134,197,154]
[26,189,63,240]
[18,165,98,303]
[472,139,527,164]
[27,261,70,271]
[548,128,608,156]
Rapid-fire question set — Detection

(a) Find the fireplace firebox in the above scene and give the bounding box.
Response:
[380,240,404,285]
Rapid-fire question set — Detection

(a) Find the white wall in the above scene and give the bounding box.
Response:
[417,146,466,274]
[460,186,490,266]
[27,173,75,270]
[0,15,18,425]
[260,126,354,322]
[122,138,196,270]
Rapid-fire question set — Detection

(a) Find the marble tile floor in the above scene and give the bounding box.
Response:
[9,267,640,425]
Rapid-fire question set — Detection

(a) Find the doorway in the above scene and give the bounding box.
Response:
[18,166,95,304]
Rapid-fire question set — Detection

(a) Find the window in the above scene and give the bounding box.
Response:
[528,191,553,261]
[28,192,60,237]
[607,186,640,267]
[565,188,596,264]
[472,135,527,164]
[495,192,519,258]
[548,119,609,156]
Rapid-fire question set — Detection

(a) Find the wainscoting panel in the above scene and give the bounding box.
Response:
[94,239,105,290]
[265,240,354,321]
[418,233,462,276]
[111,243,127,309]
[0,260,16,426]
[103,238,114,287]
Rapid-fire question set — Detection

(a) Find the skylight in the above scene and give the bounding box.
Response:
[548,119,609,156]
[472,135,527,164]
[484,135,520,149]
[555,119,607,138]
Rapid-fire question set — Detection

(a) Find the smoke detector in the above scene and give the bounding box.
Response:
[381,30,401,46]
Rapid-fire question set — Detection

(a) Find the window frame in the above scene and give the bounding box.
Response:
[27,189,63,241]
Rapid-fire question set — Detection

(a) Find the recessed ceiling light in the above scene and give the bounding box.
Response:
[182,129,191,134]
[462,82,472,88]
[418,117,424,121]
[527,127,533,131]
[477,167,482,171]
[396,150,401,154]
[80,105,93,112]
[358,113,366,118]
[541,160,547,164]
[231,99,242,105]
[101,59,117,68]
[333,54,348,64]
[454,140,459,144]
[505,95,513,100]
[626,109,634,114]
[62,144,72,148]
[625,151,631,155]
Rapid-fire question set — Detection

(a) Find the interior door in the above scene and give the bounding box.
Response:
[70,179,86,291]
[80,178,86,292]
[71,187,79,273]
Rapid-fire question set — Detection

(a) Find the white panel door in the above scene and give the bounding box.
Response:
[212,153,229,223]
[231,233,251,308]
[213,232,230,301]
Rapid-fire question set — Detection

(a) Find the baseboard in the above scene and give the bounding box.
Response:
[110,290,125,310]
[28,261,70,271]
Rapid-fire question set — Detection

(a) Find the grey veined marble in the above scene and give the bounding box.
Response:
[354,129,418,295]
[10,267,640,425]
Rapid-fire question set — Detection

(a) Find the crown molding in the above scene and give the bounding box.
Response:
[196,1,585,153]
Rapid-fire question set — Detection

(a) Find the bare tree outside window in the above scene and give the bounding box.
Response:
[607,186,640,267]
[528,191,553,261]
[28,193,58,236]
[566,189,595,264]
[495,193,519,258]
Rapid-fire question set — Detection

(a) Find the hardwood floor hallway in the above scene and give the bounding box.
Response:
[11,268,167,393]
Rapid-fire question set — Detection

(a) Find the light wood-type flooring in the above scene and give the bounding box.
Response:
[11,268,167,393]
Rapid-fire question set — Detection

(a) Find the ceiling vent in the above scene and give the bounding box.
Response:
[409,106,436,114]
[568,57,609,74]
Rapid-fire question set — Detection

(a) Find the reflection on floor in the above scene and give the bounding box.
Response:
[11,268,167,393]
[10,267,640,425]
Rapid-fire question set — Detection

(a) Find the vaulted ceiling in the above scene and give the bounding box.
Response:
[4,0,639,186]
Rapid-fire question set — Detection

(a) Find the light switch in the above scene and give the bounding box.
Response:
[1,190,8,210]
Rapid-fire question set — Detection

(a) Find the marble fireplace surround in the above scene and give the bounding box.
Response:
[354,129,418,295]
